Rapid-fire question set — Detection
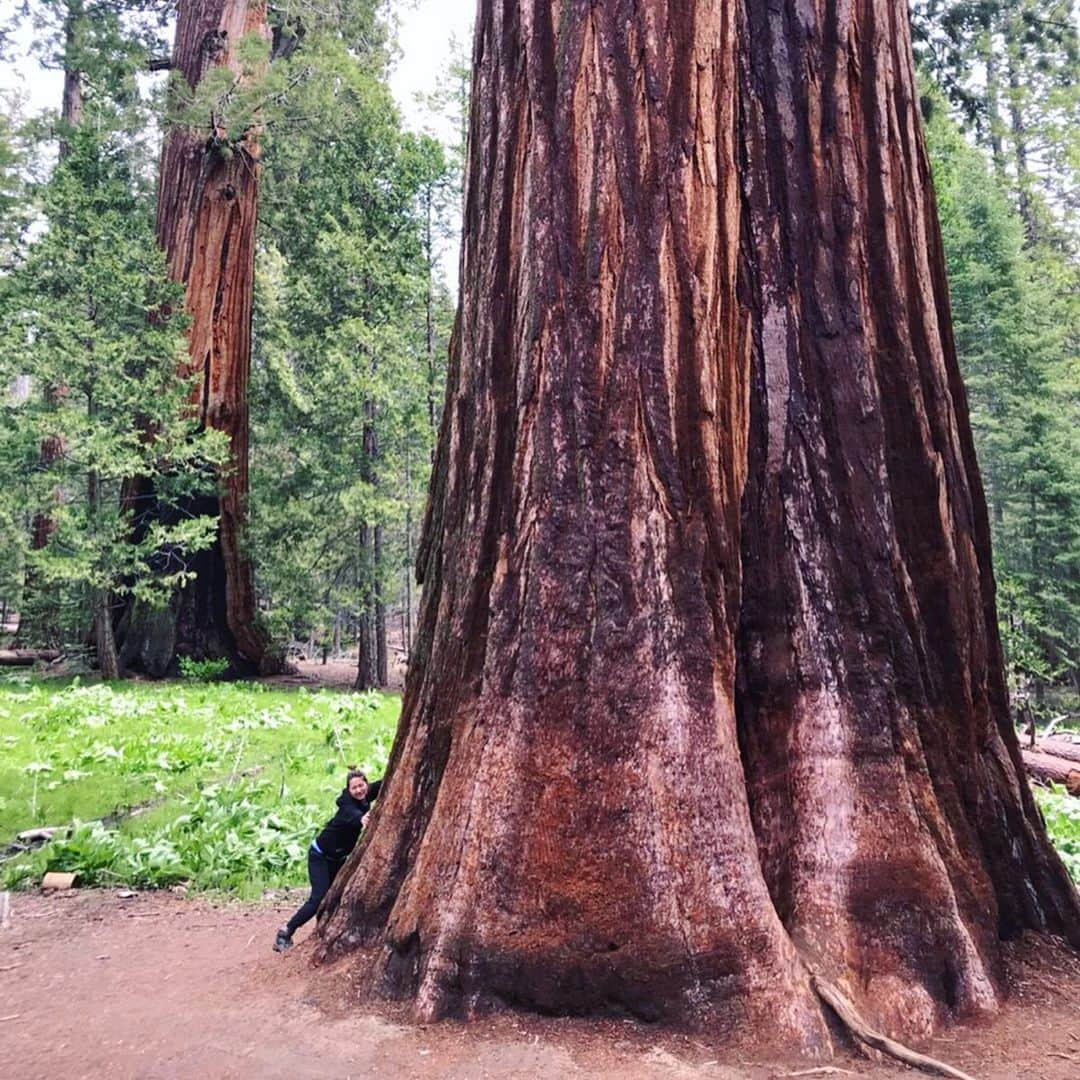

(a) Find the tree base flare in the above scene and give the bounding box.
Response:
[315,0,1080,1051]
[317,929,833,1053]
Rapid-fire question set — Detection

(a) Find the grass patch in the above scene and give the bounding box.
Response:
[0,674,399,895]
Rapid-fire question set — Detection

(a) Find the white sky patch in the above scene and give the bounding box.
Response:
[0,0,59,114]
[390,0,474,136]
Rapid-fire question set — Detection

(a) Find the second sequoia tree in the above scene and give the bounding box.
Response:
[319,0,1079,1047]
[116,0,276,675]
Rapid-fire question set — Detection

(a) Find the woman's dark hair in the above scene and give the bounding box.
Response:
[346,767,367,784]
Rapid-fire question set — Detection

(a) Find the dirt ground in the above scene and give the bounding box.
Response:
[266,658,406,694]
[1,890,1079,1080]
[279,625,411,692]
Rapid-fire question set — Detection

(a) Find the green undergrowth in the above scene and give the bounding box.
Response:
[0,674,399,896]
[1035,785,1080,883]
[2,676,1077,895]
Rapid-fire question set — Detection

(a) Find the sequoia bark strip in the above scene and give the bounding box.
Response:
[118,0,276,675]
[736,0,1080,1040]
[320,0,826,1044]
[29,418,66,553]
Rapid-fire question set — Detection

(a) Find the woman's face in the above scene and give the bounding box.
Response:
[348,775,369,801]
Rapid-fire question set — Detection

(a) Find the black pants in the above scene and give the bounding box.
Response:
[286,847,343,935]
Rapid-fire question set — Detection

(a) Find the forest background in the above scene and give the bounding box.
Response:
[0,0,1077,717]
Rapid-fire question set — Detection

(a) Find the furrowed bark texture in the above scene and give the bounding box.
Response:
[735,0,1080,1039]
[320,0,827,1046]
[118,0,276,676]
[321,0,1079,1050]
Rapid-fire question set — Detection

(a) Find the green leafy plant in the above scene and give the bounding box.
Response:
[1035,785,1080,883]
[178,657,231,683]
[0,679,398,894]
[2,782,324,895]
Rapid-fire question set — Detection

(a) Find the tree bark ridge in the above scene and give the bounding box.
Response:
[320,0,826,1046]
[735,0,1079,1038]
[319,0,1080,1050]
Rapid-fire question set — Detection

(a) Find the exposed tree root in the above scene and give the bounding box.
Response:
[779,1068,856,1077]
[810,973,977,1080]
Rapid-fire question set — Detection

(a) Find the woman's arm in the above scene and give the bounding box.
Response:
[360,779,383,830]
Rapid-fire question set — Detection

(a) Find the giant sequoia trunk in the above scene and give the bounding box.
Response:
[735,0,1079,1037]
[319,0,1078,1048]
[117,0,276,676]
[320,0,826,1043]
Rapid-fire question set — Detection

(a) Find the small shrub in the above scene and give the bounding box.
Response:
[178,657,230,682]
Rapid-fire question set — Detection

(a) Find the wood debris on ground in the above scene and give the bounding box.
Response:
[40,872,78,892]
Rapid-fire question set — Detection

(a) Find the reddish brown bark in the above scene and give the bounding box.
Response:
[318,0,1078,1051]
[58,69,83,161]
[57,1,84,162]
[117,0,277,676]
[30,426,65,552]
[735,0,1078,1038]
[320,0,825,1046]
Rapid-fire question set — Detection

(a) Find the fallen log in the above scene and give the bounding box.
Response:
[1039,735,1080,765]
[0,649,61,667]
[1022,748,1080,797]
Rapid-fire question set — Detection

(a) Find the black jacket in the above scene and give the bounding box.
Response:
[314,779,381,862]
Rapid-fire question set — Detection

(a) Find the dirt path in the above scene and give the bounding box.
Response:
[1,890,1079,1080]
[261,659,405,694]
